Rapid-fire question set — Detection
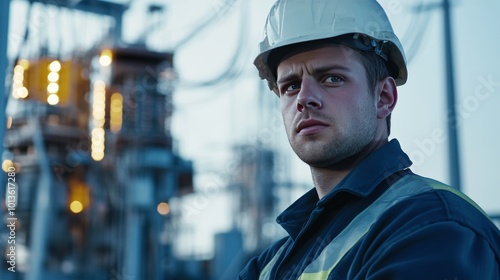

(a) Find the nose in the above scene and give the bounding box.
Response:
[296,79,323,112]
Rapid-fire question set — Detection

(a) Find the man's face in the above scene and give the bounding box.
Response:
[276,45,378,168]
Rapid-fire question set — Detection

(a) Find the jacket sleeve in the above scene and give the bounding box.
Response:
[362,221,500,280]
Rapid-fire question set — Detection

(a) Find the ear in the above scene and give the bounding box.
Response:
[376,77,398,119]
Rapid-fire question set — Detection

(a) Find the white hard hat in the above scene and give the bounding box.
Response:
[255,0,408,94]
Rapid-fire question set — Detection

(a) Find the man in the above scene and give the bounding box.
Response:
[239,0,500,279]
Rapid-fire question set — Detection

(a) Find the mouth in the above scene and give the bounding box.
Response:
[296,119,329,136]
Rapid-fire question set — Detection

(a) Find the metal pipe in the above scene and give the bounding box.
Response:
[26,118,54,280]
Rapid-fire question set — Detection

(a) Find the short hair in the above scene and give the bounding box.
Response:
[355,48,394,136]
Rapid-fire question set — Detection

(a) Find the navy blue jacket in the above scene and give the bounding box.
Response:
[239,139,500,279]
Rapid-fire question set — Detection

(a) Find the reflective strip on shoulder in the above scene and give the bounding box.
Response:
[259,239,291,279]
[420,177,492,220]
[298,175,435,280]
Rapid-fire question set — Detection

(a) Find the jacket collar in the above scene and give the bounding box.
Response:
[276,139,412,239]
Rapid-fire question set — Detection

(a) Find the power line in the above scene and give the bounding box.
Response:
[172,0,240,51]
[403,0,433,63]
[176,0,250,90]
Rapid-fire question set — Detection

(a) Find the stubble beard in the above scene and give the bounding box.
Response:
[290,114,377,169]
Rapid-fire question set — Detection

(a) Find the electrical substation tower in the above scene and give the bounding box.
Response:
[0,1,194,279]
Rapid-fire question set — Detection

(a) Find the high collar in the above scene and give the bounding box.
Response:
[276,139,412,239]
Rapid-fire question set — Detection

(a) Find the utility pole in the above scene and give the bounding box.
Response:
[0,0,10,211]
[442,0,462,191]
[0,0,10,152]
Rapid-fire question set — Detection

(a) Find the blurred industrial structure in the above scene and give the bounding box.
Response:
[0,1,197,279]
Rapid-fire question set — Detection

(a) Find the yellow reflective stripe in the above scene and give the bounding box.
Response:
[259,240,290,279]
[298,175,434,279]
[426,178,492,221]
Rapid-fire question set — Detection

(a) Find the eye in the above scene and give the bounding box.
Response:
[279,82,301,96]
[324,75,344,85]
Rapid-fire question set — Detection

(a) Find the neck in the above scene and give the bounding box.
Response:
[311,138,388,199]
[311,168,351,198]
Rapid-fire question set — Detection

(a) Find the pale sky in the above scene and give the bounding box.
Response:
[7,0,500,257]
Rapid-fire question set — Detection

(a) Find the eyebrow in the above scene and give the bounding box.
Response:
[277,64,352,85]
